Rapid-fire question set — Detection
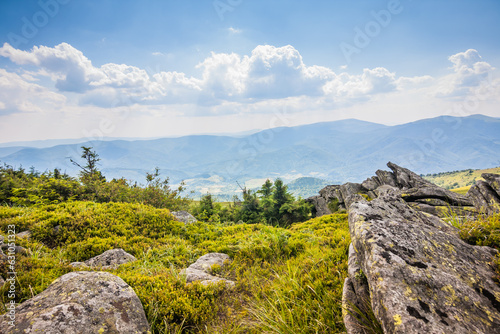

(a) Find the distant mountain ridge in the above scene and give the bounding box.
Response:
[1,115,499,198]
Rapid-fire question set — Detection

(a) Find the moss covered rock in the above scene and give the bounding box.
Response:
[344,191,500,334]
[0,271,150,333]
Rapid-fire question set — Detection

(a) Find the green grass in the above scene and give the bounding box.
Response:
[450,211,500,284]
[423,166,500,190]
[0,202,350,333]
[450,186,471,195]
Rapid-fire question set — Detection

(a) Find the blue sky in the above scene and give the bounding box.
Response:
[0,0,499,143]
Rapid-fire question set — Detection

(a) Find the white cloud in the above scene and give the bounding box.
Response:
[396,75,434,89]
[196,45,336,102]
[228,27,242,34]
[0,42,103,93]
[0,42,498,135]
[0,42,411,110]
[437,49,495,97]
[322,67,397,102]
[0,68,66,115]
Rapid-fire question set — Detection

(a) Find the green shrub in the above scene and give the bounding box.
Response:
[0,200,350,333]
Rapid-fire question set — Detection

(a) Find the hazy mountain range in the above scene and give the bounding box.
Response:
[1,114,499,199]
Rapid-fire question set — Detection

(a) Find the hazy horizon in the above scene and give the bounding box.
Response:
[0,114,496,147]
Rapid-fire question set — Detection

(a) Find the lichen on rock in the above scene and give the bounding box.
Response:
[181,253,235,288]
[0,271,151,334]
[343,191,500,334]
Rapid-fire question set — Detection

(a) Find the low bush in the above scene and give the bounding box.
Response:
[0,201,350,333]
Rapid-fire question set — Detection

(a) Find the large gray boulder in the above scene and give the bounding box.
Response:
[375,170,398,187]
[468,178,500,215]
[0,271,151,334]
[482,173,500,194]
[400,186,473,207]
[84,248,137,269]
[171,210,197,224]
[307,185,346,216]
[306,195,331,217]
[308,162,476,218]
[182,253,235,287]
[387,161,434,189]
[343,193,500,334]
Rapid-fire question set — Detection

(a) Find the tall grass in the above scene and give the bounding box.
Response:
[0,202,351,333]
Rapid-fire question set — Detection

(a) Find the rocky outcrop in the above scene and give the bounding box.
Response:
[343,190,500,334]
[182,253,235,288]
[307,185,345,216]
[468,174,500,214]
[0,271,150,334]
[71,248,137,269]
[308,162,475,219]
[172,210,197,224]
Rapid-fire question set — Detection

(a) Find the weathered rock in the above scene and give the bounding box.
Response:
[344,193,367,211]
[84,248,137,269]
[309,162,478,218]
[306,195,332,217]
[189,252,230,272]
[0,244,27,255]
[483,173,500,195]
[375,170,398,187]
[373,185,400,197]
[413,198,450,206]
[345,193,500,334]
[0,271,151,334]
[340,183,365,205]
[182,253,235,287]
[387,161,434,189]
[361,176,380,191]
[401,186,473,207]
[347,244,370,305]
[307,185,346,216]
[69,261,89,268]
[468,180,500,214]
[16,230,31,239]
[171,210,197,224]
[342,277,370,334]
[319,184,344,203]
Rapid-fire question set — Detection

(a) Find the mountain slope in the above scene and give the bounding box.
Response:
[1,115,499,196]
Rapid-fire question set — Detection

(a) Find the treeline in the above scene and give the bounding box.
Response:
[192,179,312,227]
[0,147,190,210]
[421,169,475,178]
[0,147,312,227]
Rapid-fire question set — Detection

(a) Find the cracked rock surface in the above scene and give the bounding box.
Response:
[0,271,150,334]
[343,192,500,334]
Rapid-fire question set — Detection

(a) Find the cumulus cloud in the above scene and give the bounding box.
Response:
[0,42,408,109]
[196,45,336,102]
[0,68,66,115]
[437,49,495,97]
[0,42,103,92]
[1,42,496,119]
[323,67,397,101]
